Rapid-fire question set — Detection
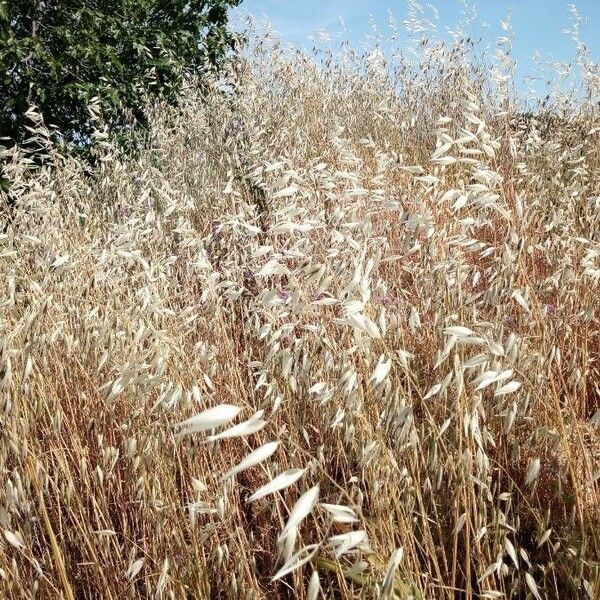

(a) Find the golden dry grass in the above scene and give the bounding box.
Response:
[0,11,599,599]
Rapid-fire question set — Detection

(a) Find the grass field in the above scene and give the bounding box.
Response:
[0,12,599,599]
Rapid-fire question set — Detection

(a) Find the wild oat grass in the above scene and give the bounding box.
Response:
[0,9,598,599]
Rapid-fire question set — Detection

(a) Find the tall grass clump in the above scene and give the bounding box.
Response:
[0,6,598,599]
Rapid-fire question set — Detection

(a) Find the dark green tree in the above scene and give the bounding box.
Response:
[0,0,241,148]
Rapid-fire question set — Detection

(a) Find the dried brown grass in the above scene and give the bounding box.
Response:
[0,10,599,599]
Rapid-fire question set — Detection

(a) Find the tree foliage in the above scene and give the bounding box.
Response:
[0,0,241,147]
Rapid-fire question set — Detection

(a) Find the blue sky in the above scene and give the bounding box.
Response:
[232,1,599,96]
